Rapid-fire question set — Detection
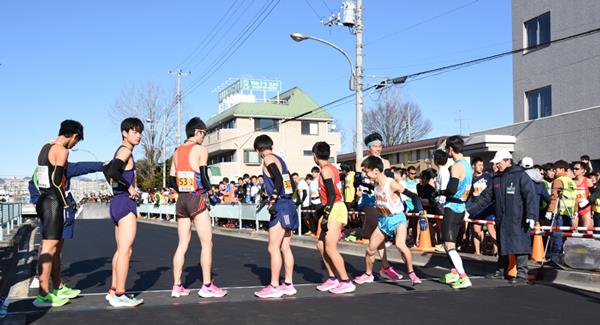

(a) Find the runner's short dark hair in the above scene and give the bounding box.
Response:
[445,135,464,154]
[433,149,447,166]
[121,117,144,135]
[253,134,273,152]
[186,117,207,138]
[59,119,84,141]
[364,132,383,146]
[361,156,384,172]
[312,141,330,160]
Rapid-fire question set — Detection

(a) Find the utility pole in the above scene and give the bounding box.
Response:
[455,109,467,135]
[162,113,167,188]
[169,69,191,145]
[355,0,364,163]
[407,104,412,143]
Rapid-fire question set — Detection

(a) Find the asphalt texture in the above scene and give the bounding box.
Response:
[6,219,598,324]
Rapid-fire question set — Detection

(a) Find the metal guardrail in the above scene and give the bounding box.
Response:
[0,203,23,241]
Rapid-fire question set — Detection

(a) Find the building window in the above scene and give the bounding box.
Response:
[244,149,261,165]
[526,86,552,120]
[525,12,550,50]
[303,150,313,157]
[254,118,279,132]
[301,121,318,135]
[223,119,236,129]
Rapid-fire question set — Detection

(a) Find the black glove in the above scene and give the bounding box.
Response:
[268,195,278,216]
[321,205,332,233]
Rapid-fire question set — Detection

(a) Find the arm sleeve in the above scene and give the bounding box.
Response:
[521,172,539,221]
[402,189,423,212]
[324,178,337,213]
[199,166,211,191]
[51,165,68,206]
[107,159,131,188]
[444,177,460,196]
[300,189,307,203]
[66,161,104,178]
[266,163,284,197]
[167,176,178,191]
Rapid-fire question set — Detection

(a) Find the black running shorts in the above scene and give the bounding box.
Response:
[36,194,65,240]
[442,207,464,243]
[176,192,208,219]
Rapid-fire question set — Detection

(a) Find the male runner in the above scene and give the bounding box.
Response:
[354,156,423,286]
[169,117,227,298]
[354,132,402,280]
[469,157,497,255]
[33,120,83,307]
[253,135,298,298]
[313,142,355,294]
[104,117,144,307]
[439,135,473,289]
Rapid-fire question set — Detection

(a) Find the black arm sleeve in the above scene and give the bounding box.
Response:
[51,165,68,206]
[199,166,211,191]
[107,159,131,188]
[300,189,308,204]
[444,177,460,197]
[266,163,284,197]
[402,189,423,212]
[167,176,178,191]
[324,178,337,211]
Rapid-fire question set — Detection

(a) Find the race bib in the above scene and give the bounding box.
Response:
[37,166,50,189]
[282,174,293,195]
[177,171,195,192]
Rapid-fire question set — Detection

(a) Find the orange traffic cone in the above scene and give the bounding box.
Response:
[508,255,517,278]
[418,218,434,252]
[531,222,544,262]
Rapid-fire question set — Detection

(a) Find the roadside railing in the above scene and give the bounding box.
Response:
[0,203,23,241]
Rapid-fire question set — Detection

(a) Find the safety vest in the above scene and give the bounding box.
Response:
[593,197,600,213]
[556,176,577,216]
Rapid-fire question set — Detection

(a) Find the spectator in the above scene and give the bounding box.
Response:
[580,154,594,174]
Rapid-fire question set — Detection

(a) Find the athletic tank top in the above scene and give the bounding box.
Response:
[444,159,473,212]
[112,145,136,195]
[36,143,66,199]
[318,163,342,205]
[263,154,294,199]
[374,177,404,216]
[174,143,204,193]
[576,177,591,216]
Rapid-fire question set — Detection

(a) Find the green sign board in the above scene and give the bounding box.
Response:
[218,78,281,102]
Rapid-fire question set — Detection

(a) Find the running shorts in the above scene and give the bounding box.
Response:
[442,207,464,243]
[36,194,65,240]
[377,212,407,238]
[269,198,299,231]
[110,194,137,224]
[176,192,208,219]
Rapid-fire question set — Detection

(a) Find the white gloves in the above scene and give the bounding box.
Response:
[463,210,470,220]
[545,211,553,220]
[526,219,536,229]
[578,199,589,209]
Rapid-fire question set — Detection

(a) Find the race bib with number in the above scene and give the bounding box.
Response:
[37,166,50,189]
[177,171,195,192]
[282,174,293,195]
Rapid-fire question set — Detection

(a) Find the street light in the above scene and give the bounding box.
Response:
[290,33,355,91]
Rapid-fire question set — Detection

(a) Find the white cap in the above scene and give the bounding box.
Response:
[521,157,534,169]
[490,150,513,164]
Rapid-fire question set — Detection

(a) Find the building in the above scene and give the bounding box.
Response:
[467,0,600,165]
[205,84,341,179]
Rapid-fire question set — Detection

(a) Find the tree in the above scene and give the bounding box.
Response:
[111,82,177,190]
[363,91,431,146]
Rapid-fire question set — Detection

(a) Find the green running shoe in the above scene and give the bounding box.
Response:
[32,292,69,308]
[451,276,472,289]
[54,285,81,299]
[440,272,460,284]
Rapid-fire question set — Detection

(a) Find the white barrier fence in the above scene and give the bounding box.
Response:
[0,203,23,241]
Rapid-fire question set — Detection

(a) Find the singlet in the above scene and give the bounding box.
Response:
[263,154,294,199]
[344,171,356,203]
[576,177,591,216]
[36,143,67,205]
[174,143,204,193]
[374,178,404,216]
[111,145,136,196]
[318,163,343,205]
[444,159,473,213]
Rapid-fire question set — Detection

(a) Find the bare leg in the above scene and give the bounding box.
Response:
[366,229,385,275]
[472,224,483,255]
[317,239,336,278]
[51,240,64,289]
[38,239,60,295]
[281,230,294,284]
[193,210,213,285]
[324,220,349,280]
[395,224,414,273]
[115,214,137,293]
[173,217,192,285]
[267,223,286,286]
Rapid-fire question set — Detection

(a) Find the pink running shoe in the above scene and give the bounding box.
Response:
[379,266,403,281]
[198,282,228,298]
[408,272,422,285]
[316,278,339,292]
[279,283,297,296]
[329,280,356,294]
[353,273,374,285]
[254,285,283,299]
[171,284,191,298]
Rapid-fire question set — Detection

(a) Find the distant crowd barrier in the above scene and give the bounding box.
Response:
[0,203,23,241]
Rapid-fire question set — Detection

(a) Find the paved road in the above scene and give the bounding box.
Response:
[6,219,597,324]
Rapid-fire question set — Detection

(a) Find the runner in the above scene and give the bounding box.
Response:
[354,132,402,281]
[354,156,423,286]
[439,135,473,289]
[573,161,594,231]
[169,117,227,299]
[104,117,144,307]
[33,120,84,307]
[253,135,298,299]
[469,157,497,256]
[313,142,356,294]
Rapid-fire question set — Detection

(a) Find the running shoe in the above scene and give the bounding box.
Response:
[353,273,374,284]
[171,284,191,298]
[440,272,460,284]
[434,244,445,253]
[32,292,69,308]
[198,282,228,298]
[408,272,422,285]
[254,285,283,299]
[279,283,297,296]
[316,278,339,292]
[108,293,144,307]
[379,266,402,281]
[53,285,81,299]
[329,281,356,294]
[451,276,472,289]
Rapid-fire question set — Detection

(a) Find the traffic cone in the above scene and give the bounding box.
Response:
[531,222,544,262]
[418,218,434,252]
[508,255,517,278]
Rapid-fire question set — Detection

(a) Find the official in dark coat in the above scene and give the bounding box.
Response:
[467,150,538,283]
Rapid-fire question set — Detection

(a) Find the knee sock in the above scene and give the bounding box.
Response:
[447,249,466,276]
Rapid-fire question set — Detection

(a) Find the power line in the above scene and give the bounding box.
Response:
[304,0,323,20]
[320,0,333,13]
[364,0,480,47]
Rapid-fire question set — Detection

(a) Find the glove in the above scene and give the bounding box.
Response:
[545,211,553,220]
[321,205,332,233]
[463,210,470,221]
[526,219,535,229]
[578,199,589,209]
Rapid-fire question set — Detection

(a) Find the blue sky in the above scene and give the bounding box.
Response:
[0,0,512,177]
